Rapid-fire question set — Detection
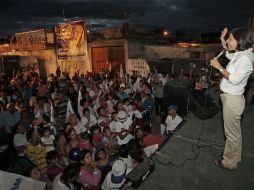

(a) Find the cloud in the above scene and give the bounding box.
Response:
[0,0,253,34]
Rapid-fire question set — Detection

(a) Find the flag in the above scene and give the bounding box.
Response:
[120,63,124,79]
[50,102,55,123]
[102,80,109,94]
[132,76,141,92]
[66,99,74,122]
[35,110,41,119]
[125,72,128,83]
[108,62,112,71]
[147,76,151,84]
[153,64,158,74]
[93,90,103,117]
[77,89,83,118]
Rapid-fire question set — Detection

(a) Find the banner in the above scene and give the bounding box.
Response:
[66,99,74,122]
[77,90,83,118]
[55,20,86,58]
[10,29,46,50]
[0,170,45,190]
[126,58,150,77]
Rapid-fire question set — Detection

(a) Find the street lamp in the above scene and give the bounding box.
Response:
[163,30,169,37]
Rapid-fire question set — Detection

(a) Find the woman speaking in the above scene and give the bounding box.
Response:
[210,27,254,169]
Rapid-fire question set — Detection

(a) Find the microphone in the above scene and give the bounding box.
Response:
[208,49,226,67]
[215,49,226,59]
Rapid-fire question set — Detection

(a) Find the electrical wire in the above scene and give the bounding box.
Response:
[152,63,224,168]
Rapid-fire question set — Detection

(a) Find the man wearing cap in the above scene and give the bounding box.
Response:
[165,105,183,133]
[101,159,128,189]
[115,111,133,145]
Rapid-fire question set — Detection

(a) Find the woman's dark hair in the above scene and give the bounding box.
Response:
[119,144,128,158]
[95,147,106,161]
[97,107,103,116]
[23,164,38,177]
[80,98,87,107]
[80,132,92,141]
[229,27,254,51]
[127,139,144,162]
[115,101,123,110]
[12,123,21,134]
[78,149,92,164]
[46,150,59,164]
[103,126,110,133]
[82,107,90,115]
[60,163,80,187]
[111,111,117,120]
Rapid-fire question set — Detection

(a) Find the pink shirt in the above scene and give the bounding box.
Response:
[80,141,92,151]
[78,167,101,189]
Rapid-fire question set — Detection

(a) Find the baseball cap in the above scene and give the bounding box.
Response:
[168,105,178,110]
[111,160,127,184]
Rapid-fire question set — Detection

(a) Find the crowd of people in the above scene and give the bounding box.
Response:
[0,68,173,190]
[0,43,252,188]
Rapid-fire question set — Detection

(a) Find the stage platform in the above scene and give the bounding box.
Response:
[139,105,254,190]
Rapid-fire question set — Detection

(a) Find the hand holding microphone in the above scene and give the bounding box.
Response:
[210,58,221,70]
[215,49,226,59]
[209,49,226,70]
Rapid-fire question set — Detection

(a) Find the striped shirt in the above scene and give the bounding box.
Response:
[55,97,68,121]
[25,143,48,177]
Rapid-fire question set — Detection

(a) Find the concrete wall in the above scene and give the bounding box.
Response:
[128,40,145,59]
[0,48,92,77]
[144,45,190,60]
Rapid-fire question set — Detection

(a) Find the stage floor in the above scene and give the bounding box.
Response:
[139,105,254,190]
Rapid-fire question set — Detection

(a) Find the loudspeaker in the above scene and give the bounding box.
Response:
[188,90,219,119]
[163,79,193,118]
[163,79,219,120]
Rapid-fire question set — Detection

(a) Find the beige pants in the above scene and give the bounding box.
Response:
[220,93,245,169]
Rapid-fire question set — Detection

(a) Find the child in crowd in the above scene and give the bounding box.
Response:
[97,107,110,132]
[24,165,42,181]
[41,127,55,152]
[123,98,133,116]
[102,127,118,154]
[108,111,117,133]
[80,132,93,151]
[91,125,104,149]
[46,150,64,181]
[106,94,116,114]
[41,114,57,136]
[81,108,98,132]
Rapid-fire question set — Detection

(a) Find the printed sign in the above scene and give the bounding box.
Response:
[0,170,46,190]
[126,58,150,77]
[55,20,87,58]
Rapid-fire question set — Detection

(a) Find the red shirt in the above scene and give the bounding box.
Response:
[143,134,163,148]
[48,165,64,181]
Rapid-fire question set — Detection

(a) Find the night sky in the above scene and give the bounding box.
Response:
[0,0,253,35]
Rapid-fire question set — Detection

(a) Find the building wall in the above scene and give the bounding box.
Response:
[144,45,190,60]
[128,40,145,59]
[0,48,92,77]
[90,39,128,73]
